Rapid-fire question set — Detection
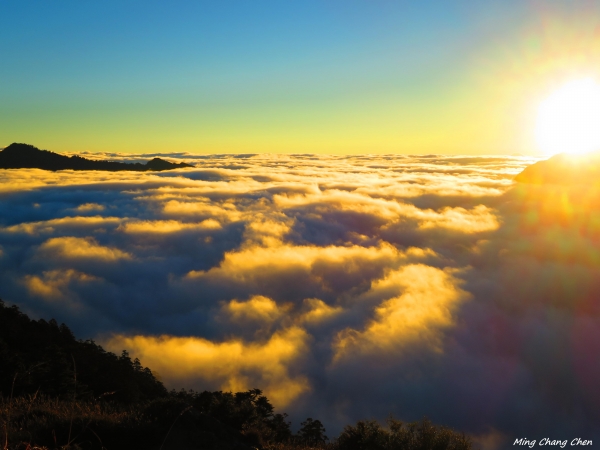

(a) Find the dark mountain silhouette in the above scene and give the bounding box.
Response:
[515,152,600,185]
[0,299,167,403]
[0,300,268,450]
[0,143,193,171]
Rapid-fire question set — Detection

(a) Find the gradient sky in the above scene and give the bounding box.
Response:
[2,0,600,154]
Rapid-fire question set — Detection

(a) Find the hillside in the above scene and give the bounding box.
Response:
[0,300,472,450]
[0,300,279,450]
[0,143,193,172]
[515,152,600,185]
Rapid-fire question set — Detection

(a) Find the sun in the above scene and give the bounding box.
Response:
[535,78,600,156]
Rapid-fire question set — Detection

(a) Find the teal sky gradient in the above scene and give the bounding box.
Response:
[1,1,598,154]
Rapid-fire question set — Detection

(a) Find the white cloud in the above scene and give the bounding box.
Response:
[2,153,597,441]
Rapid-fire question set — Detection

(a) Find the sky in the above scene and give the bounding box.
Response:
[2,2,600,448]
[3,0,600,154]
[2,153,600,448]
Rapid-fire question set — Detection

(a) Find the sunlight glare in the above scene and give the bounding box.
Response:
[535,78,600,156]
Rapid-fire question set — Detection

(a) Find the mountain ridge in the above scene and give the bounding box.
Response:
[515,152,600,185]
[0,143,194,172]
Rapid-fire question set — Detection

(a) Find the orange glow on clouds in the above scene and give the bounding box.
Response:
[106,327,310,408]
[334,264,469,359]
[38,236,131,261]
[5,152,598,439]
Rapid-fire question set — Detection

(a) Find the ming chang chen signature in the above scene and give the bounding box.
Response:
[513,438,593,448]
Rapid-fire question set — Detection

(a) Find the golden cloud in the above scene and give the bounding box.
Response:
[0,168,170,193]
[223,295,289,323]
[119,219,221,234]
[162,199,242,222]
[105,326,310,407]
[22,269,100,305]
[37,236,131,261]
[273,190,499,233]
[241,213,295,247]
[74,203,105,212]
[415,204,500,232]
[185,242,421,291]
[334,264,469,359]
[1,216,122,235]
[299,298,344,324]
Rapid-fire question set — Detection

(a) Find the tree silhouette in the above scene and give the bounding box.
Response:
[298,417,328,446]
[0,300,167,403]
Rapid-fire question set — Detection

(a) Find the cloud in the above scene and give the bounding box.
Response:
[273,190,499,233]
[333,264,469,358]
[37,236,131,261]
[1,153,599,443]
[299,298,343,324]
[223,295,289,323]
[105,326,310,408]
[1,216,122,235]
[162,199,243,222]
[416,205,499,232]
[22,269,101,306]
[119,219,221,234]
[74,203,105,212]
[181,242,435,308]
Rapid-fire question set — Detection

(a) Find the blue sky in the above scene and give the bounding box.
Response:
[1,1,597,154]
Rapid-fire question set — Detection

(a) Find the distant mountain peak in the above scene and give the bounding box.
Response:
[0,143,194,172]
[515,152,600,185]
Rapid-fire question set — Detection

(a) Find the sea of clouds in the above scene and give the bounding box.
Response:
[1,153,598,448]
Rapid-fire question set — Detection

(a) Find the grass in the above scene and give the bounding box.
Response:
[1,396,473,450]
[1,395,145,450]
